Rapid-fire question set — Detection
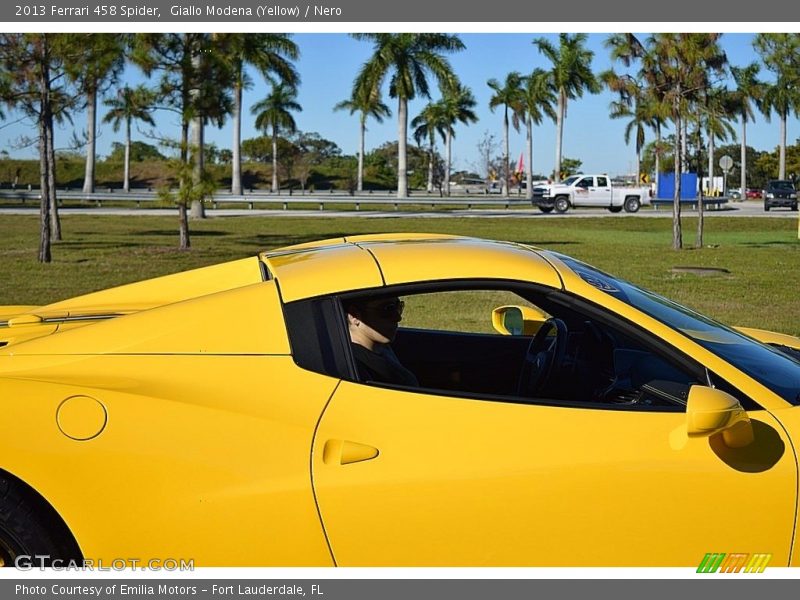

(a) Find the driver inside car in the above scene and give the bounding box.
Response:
[345,296,419,387]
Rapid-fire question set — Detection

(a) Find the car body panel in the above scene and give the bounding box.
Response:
[1,281,290,357]
[262,243,383,303]
[0,355,336,566]
[361,238,562,290]
[736,327,800,351]
[314,381,796,566]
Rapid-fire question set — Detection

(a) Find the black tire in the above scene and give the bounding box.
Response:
[764,203,770,212]
[554,196,570,214]
[608,206,623,213]
[624,196,641,213]
[538,206,554,213]
[792,203,798,212]
[0,473,81,568]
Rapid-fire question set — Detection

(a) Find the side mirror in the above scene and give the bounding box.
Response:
[491,305,549,336]
[686,385,754,448]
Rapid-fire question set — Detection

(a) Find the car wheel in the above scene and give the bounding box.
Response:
[792,203,798,212]
[554,197,570,214]
[0,474,81,568]
[538,206,554,214]
[624,196,641,213]
[764,203,770,212]
[608,206,623,213]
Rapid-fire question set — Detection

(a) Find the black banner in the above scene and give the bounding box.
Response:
[3,0,800,23]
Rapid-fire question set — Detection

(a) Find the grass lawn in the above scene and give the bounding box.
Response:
[1,213,798,336]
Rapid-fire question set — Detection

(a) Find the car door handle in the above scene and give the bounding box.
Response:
[322,439,379,465]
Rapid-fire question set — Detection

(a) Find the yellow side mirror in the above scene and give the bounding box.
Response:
[686,385,754,448]
[491,305,549,336]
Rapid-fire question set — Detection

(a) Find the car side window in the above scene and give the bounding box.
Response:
[326,285,703,412]
[596,176,608,187]
[577,177,592,188]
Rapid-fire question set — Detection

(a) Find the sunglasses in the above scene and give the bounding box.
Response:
[363,300,405,316]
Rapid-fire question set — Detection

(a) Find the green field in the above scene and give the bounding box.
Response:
[1,213,798,336]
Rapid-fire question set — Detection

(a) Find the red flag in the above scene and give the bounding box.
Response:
[515,152,525,175]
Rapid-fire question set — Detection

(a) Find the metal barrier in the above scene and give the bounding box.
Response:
[0,189,533,211]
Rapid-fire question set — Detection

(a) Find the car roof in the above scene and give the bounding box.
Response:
[261,233,564,302]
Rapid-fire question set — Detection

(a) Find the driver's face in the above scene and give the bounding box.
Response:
[349,298,405,348]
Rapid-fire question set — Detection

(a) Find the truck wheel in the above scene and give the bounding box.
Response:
[608,206,623,213]
[624,196,641,213]
[554,197,570,213]
[538,206,554,214]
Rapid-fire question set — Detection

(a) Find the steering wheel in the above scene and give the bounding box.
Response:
[517,317,568,397]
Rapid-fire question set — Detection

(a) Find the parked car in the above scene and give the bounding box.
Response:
[746,188,763,200]
[2,234,800,567]
[764,180,798,211]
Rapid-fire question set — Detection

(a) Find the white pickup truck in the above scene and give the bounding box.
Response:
[531,174,651,213]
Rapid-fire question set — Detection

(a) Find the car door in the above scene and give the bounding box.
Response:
[589,175,612,205]
[312,384,795,567]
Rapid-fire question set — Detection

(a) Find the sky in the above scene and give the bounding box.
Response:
[1,32,796,179]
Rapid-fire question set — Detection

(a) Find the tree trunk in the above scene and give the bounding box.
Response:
[779,112,787,180]
[445,129,452,197]
[672,111,683,250]
[740,117,747,197]
[123,117,131,192]
[696,127,704,249]
[178,202,190,250]
[655,124,661,198]
[502,106,509,197]
[358,115,365,192]
[82,86,97,193]
[526,115,533,200]
[707,135,714,196]
[271,127,279,193]
[397,97,408,198]
[38,107,51,263]
[554,90,565,182]
[190,115,205,219]
[426,137,434,193]
[46,102,60,241]
[178,119,191,248]
[231,81,243,195]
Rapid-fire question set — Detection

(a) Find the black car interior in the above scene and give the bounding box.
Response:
[285,285,710,411]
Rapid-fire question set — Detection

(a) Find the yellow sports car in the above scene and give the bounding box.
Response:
[1,234,799,567]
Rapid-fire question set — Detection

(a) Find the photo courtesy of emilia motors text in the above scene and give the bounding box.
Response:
[2,0,800,598]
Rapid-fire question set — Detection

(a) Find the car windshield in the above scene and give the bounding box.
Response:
[556,254,800,405]
[562,176,579,185]
[769,181,795,191]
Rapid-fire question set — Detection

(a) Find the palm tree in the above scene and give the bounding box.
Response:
[729,63,764,195]
[488,72,523,197]
[334,85,391,192]
[518,70,555,199]
[350,33,465,198]
[252,82,302,193]
[702,87,736,196]
[534,33,600,182]
[754,34,800,180]
[63,34,126,194]
[440,83,477,196]
[639,33,727,249]
[216,34,299,195]
[412,101,447,192]
[601,71,653,184]
[102,85,156,192]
